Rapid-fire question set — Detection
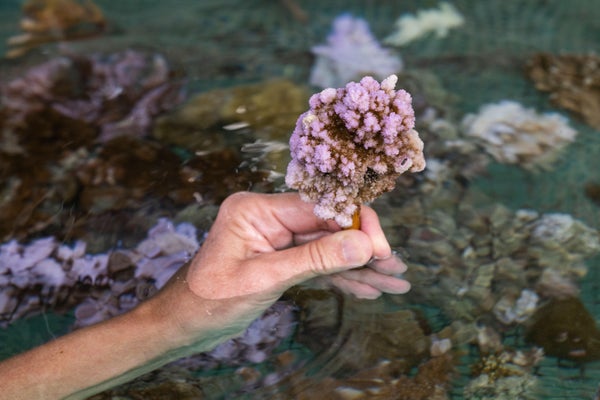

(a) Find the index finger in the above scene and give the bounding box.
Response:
[232,192,341,250]
[358,205,392,259]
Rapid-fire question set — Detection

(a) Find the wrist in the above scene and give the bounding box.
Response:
[139,269,247,356]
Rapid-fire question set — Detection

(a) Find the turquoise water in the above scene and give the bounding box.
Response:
[1,1,600,398]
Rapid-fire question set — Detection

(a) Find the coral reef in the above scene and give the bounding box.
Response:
[393,199,599,323]
[0,11,598,395]
[0,52,277,244]
[461,100,577,171]
[309,14,402,89]
[384,2,465,47]
[285,75,425,227]
[5,0,107,58]
[526,52,600,130]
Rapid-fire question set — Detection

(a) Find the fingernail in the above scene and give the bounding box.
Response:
[342,237,366,266]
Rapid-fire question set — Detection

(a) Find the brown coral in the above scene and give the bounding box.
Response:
[526,297,600,362]
[6,0,107,58]
[526,52,600,130]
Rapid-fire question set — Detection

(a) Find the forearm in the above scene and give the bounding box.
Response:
[0,300,174,399]
[0,272,240,400]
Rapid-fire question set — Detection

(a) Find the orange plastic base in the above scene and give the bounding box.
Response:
[346,207,361,230]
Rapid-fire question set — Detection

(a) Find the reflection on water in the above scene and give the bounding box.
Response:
[1,0,600,398]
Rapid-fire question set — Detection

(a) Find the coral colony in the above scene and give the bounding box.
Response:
[383,2,465,47]
[5,0,107,58]
[309,14,403,89]
[285,75,426,228]
[461,100,577,171]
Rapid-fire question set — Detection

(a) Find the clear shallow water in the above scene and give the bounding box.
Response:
[1,1,600,399]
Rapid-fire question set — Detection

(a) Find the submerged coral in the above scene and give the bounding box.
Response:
[464,374,538,400]
[309,14,402,89]
[5,0,107,58]
[526,52,600,130]
[1,50,185,143]
[285,75,426,227]
[461,100,577,170]
[0,218,197,326]
[384,2,465,47]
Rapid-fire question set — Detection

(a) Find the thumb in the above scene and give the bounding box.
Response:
[262,230,374,289]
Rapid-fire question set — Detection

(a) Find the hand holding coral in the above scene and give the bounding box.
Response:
[152,191,411,357]
[0,191,410,399]
[171,192,410,341]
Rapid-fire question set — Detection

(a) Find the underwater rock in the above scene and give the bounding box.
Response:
[461,100,577,171]
[393,189,600,325]
[87,366,206,400]
[309,14,403,89]
[75,137,184,212]
[292,289,431,374]
[526,297,600,362]
[528,213,600,276]
[153,78,308,148]
[182,147,275,204]
[470,348,543,380]
[0,123,271,242]
[526,52,600,130]
[153,78,307,179]
[384,2,465,47]
[534,268,580,300]
[584,181,600,206]
[5,0,107,59]
[75,134,272,236]
[277,354,454,400]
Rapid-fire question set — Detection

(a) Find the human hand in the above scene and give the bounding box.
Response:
[153,192,410,348]
[0,191,411,400]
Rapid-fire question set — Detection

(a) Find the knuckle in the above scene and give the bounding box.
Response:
[306,241,331,275]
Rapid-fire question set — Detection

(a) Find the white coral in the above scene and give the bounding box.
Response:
[384,2,465,46]
[461,100,577,170]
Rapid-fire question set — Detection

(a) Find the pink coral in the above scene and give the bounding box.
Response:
[285,75,425,227]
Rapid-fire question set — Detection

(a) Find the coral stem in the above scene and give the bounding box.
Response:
[346,206,361,230]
